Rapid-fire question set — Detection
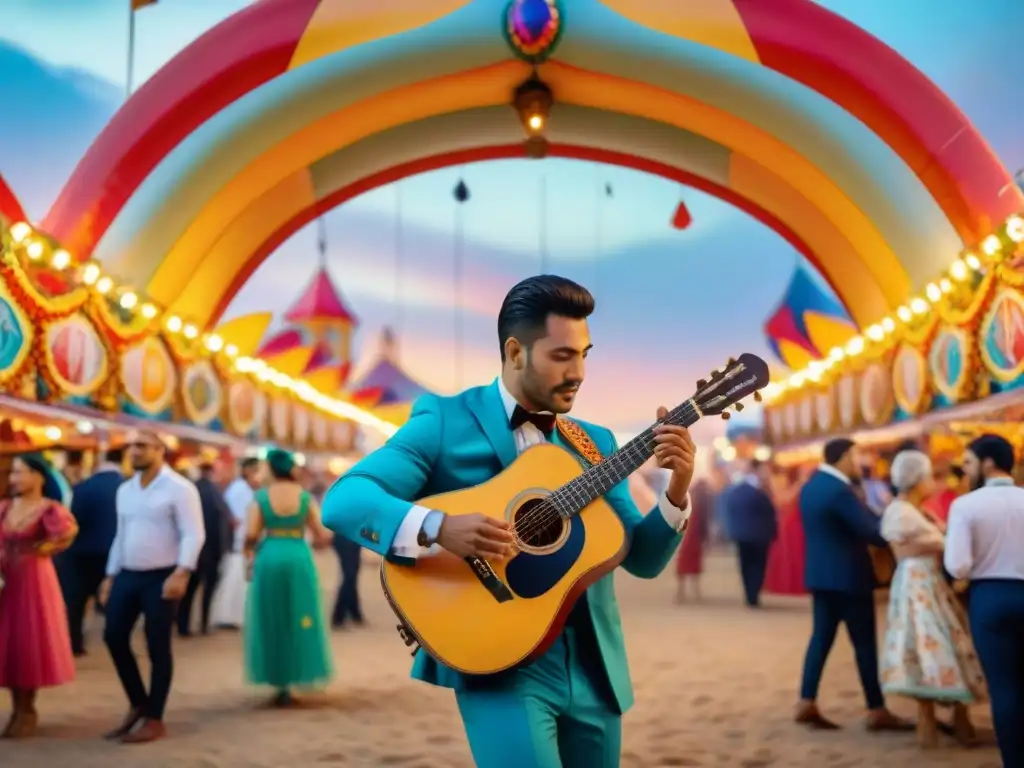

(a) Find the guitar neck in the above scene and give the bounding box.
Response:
[551,400,699,518]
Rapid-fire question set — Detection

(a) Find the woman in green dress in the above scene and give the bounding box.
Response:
[243,449,334,706]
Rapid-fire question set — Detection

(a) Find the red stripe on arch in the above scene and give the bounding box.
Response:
[42,0,321,259]
[734,0,1023,243]
[0,174,26,224]
[206,143,837,325]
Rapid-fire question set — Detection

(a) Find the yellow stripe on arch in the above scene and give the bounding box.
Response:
[147,62,905,329]
[727,152,906,319]
[597,0,760,63]
[148,167,318,312]
[288,0,476,70]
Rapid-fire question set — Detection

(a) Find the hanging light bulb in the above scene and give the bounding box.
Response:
[453,179,470,204]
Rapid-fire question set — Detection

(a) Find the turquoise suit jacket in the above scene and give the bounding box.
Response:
[322,380,683,713]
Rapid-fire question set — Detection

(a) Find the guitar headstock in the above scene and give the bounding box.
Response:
[692,353,770,419]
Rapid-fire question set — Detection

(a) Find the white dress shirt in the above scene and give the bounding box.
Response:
[944,476,1024,581]
[818,463,851,485]
[391,378,691,558]
[106,464,206,576]
[224,477,255,552]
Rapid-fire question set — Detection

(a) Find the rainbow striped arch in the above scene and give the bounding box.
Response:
[504,0,563,63]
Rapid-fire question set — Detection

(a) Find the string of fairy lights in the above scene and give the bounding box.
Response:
[763,211,1024,404]
[0,217,399,438]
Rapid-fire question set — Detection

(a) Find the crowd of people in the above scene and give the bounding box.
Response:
[1,417,1023,764]
[0,430,367,743]
[682,435,1024,766]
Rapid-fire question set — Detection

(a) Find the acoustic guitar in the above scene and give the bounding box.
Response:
[381,353,770,675]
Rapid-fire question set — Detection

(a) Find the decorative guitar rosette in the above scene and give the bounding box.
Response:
[892,343,929,416]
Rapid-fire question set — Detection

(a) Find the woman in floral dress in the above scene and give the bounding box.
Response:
[0,453,79,738]
[879,450,986,749]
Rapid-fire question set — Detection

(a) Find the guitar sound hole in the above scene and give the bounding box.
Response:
[513,498,565,549]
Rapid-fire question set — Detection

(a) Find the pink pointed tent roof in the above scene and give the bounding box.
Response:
[284,267,358,326]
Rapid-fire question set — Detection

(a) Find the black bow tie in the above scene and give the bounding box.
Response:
[510,405,556,435]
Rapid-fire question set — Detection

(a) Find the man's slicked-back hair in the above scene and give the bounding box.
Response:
[497,275,595,361]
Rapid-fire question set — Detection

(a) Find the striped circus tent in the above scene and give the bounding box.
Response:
[763,264,857,371]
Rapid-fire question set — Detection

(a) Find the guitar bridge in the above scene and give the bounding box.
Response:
[395,623,421,656]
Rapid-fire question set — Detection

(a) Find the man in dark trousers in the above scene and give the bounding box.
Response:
[331,533,365,628]
[100,429,204,743]
[60,448,124,655]
[723,459,777,607]
[177,461,232,636]
[796,438,911,731]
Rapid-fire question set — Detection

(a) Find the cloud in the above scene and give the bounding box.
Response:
[0,42,120,220]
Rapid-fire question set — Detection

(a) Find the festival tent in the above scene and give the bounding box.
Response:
[763,264,857,370]
[349,327,433,426]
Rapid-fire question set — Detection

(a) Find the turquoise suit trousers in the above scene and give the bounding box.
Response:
[456,624,621,768]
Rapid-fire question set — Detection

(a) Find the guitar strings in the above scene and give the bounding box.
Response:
[510,401,699,545]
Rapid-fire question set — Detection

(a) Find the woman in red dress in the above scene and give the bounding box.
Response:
[0,453,79,738]
[675,479,711,603]
[763,466,810,596]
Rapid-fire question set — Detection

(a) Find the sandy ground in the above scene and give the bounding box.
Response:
[2,550,1003,768]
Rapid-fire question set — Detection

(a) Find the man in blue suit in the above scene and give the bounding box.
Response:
[323,275,696,768]
[795,438,911,731]
[61,448,125,656]
[723,459,777,607]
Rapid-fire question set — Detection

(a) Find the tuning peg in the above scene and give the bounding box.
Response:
[727,357,736,366]
[710,369,722,380]
[696,378,708,389]
[721,412,731,420]
[734,403,745,412]
[753,391,763,403]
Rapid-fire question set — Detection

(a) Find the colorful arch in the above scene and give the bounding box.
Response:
[44,0,1022,331]
[178,105,891,327]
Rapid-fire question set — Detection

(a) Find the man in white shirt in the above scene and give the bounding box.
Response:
[99,429,205,744]
[945,434,1024,768]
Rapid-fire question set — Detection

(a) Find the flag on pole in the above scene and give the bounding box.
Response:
[131,0,157,10]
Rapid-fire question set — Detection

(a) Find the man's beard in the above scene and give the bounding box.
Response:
[970,472,984,491]
[523,367,579,414]
[131,460,152,472]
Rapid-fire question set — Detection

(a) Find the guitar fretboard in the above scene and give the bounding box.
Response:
[549,400,698,518]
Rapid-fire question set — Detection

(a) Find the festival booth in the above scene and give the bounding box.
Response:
[765,212,1024,467]
[0,215,393,462]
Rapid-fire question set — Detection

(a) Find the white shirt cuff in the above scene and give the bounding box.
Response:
[657,490,691,533]
[391,504,433,558]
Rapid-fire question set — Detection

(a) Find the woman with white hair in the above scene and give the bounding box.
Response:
[879,450,986,748]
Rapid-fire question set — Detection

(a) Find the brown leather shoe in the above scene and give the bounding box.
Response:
[795,702,841,730]
[103,708,142,740]
[120,718,166,744]
[865,709,915,732]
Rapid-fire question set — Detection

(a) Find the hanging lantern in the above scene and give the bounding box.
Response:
[671,199,692,230]
[453,179,470,203]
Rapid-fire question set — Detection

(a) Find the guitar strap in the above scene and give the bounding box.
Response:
[555,417,604,467]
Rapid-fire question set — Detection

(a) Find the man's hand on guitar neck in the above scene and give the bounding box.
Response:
[437,513,514,560]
